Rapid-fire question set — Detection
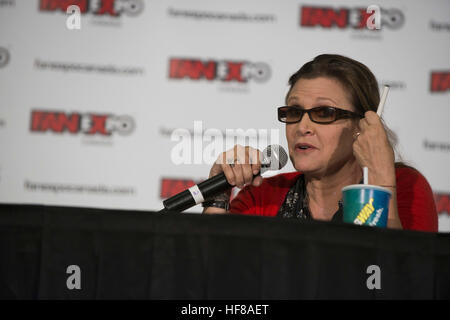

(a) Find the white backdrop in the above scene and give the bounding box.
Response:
[0,0,449,230]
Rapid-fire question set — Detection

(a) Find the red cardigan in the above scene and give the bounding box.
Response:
[230,167,438,232]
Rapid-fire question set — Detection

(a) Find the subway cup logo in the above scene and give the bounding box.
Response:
[342,185,391,228]
[353,198,385,226]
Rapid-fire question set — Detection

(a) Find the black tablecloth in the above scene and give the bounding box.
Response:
[0,203,449,299]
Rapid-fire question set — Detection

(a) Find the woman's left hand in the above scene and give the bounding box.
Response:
[352,111,396,186]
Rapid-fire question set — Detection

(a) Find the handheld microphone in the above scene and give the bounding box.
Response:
[160,145,288,213]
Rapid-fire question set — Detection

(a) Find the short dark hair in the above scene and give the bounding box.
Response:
[286,54,380,115]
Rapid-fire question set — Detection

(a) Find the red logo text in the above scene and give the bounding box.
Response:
[39,0,143,16]
[434,193,450,216]
[169,58,271,83]
[300,6,404,29]
[30,110,135,136]
[431,72,450,92]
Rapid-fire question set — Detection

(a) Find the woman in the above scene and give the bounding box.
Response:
[202,54,438,232]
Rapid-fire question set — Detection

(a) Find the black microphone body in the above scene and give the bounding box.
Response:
[161,145,288,213]
[162,171,263,212]
[162,172,231,212]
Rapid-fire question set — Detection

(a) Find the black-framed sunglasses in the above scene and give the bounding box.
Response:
[278,106,364,124]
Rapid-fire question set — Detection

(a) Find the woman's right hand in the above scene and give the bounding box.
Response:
[210,144,264,188]
[203,145,264,214]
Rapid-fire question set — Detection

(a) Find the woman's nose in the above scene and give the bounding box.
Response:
[295,112,314,136]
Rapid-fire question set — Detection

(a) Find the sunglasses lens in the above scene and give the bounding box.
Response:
[284,107,302,123]
[311,107,336,123]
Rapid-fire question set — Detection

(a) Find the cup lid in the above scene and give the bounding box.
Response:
[341,184,393,195]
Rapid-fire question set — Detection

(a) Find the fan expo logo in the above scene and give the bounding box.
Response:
[435,193,450,216]
[430,71,450,92]
[160,178,199,199]
[30,110,135,136]
[169,58,271,84]
[300,5,404,30]
[39,0,144,17]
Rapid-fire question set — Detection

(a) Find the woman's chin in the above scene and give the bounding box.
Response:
[293,163,320,174]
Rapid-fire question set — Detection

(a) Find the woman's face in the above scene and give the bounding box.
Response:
[285,77,359,177]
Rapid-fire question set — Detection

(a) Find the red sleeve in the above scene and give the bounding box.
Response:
[396,167,438,232]
[229,185,258,215]
[229,172,301,216]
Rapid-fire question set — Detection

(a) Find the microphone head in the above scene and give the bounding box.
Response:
[261,144,288,173]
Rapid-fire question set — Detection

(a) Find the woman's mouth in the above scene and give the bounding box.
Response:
[295,143,317,153]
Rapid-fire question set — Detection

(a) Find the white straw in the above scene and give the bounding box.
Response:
[377,85,390,117]
[361,86,389,186]
[363,167,369,185]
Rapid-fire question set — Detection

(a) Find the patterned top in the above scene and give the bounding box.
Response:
[276,174,344,222]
